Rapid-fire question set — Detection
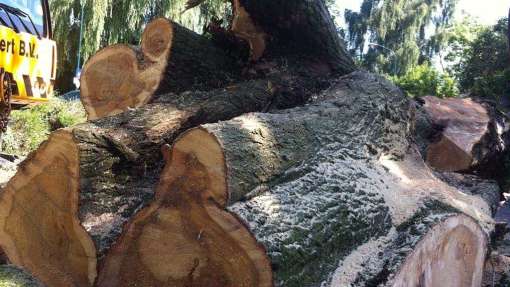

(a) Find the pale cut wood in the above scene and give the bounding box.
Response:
[96,72,492,286]
[230,0,266,61]
[0,79,306,287]
[96,129,272,286]
[0,130,96,287]
[421,96,491,172]
[80,18,240,120]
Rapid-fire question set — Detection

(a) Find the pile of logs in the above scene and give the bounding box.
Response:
[0,1,502,286]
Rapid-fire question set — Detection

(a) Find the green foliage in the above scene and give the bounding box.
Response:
[0,265,41,287]
[49,0,229,92]
[390,64,459,98]
[344,0,457,75]
[451,17,509,103]
[0,98,86,155]
[430,15,484,71]
[470,69,510,102]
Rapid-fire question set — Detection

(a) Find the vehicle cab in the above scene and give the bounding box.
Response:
[0,0,56,104]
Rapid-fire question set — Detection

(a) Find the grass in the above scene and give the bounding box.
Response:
[0,265,41,286]
[0,97,86,156]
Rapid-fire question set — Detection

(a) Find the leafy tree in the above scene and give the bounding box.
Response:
[49,0,228,92]
[428,15,484,72]
[391,64,458,98]
[344,0,457,75]
[453,17,509,103]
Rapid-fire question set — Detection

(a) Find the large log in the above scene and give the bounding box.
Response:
[416,96,506,172]
[239,0,354,73]
[95,73,493,286]
[80,0,355,120]
[0,79,310,287]
[80,18,241,120]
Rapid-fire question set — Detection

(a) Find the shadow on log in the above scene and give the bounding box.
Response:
[80,0,354,121]
[0,0,495,284]
[80,19,241,120]
[0,79,310,287]
[96,73,491,286]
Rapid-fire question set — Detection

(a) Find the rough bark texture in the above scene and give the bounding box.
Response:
[215,73,491,286]
[96,72,491,287]
[239,0,354,74]
[0,265,44,286]
[0,79,313,287]
[80,19,240,120]
[435,172,501,214]
[153,21,241,95]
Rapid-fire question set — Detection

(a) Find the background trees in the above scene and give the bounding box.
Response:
[343,0,457,76]
[48,0,508,103]
[452,17,509,104]
[49,0,228,92]
[390,64,458,98]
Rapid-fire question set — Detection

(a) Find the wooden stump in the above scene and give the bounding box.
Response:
[93,73,492,286]
[0,130,96,286]
[80,18,241,120]
[421,96,505,174]
[0,79,308,287]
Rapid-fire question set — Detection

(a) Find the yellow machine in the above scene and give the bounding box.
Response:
[0,0,56,131]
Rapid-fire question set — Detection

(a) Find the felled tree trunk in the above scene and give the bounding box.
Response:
[80,0,355,121]
[0,0,492,285]
[416,96,506,172]
[80,18,241,120]
[95,73,492,286]
[0,1,358,285]
[238,0,354,73]
[0,79,312,287]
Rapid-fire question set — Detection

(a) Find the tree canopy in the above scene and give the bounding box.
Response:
[344,0,457,75]
[49,0,228,92]
[453,17,509,103]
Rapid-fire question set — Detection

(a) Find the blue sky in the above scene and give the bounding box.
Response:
[333,0,510,27]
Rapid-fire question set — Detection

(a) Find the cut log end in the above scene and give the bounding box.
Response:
[0,130,97,287]
[80,44,158,120]
[231,0,266,61]
[426,136,473,172]
[392,215,487,287]
[98,128,272,286]
[141,18,174,62]
[81,19,174,120]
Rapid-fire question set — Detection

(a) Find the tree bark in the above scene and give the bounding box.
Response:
[238,0,354,74]
[95,72,492,286]
[0,79,310,287]
[0,265,43,286]
[80,18,241,120]
[80,0,355,121]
